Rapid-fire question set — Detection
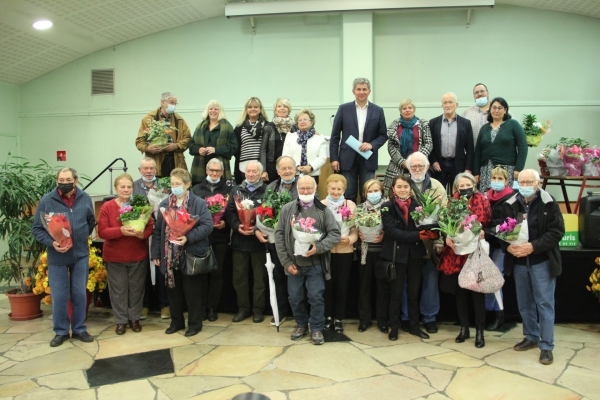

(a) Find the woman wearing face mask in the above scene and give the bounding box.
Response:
[234,97,269,185]
[380,174,438,341]
[282,108,328,184]
[320,174,358,332]
[356,179,387,333]
[98,174,154,335]
[383,99,433,193]
[189,100,237,186]
[438,172,492,348]
[152,169,213,337]
[260,99,297,183]
[483,166,514,331]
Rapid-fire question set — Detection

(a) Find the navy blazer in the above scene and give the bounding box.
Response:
[428,114,474,173]
[330,101,387,171]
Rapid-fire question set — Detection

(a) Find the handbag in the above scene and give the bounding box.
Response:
[183,246,217,276]
[458,241,504,293]
[374,241,397,282]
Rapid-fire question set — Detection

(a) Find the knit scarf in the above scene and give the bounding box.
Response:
[163,193,189,289]
[486,185,514,202]
[243,115,266,139]
[360,198,385,264]
[296,127,316,166]
[272,116,294,134]
[399,116,418,158]
[190,119,234,182]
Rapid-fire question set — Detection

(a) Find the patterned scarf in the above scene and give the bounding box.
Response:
[296,127,316,166]
[272,116,294,134]
[242,115,266,139]
[360,198,385,264]
[399,116,418,158]
[163,193,189,288]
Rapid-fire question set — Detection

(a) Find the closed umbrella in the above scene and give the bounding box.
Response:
[265,252,280,331]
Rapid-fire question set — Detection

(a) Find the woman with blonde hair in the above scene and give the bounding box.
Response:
[260,98,297,183]
[234,97,269,184]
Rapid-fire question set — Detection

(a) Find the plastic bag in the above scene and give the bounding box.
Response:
[546,149,567,176]
[458,242,505,293]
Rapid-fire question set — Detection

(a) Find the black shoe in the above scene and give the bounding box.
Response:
[324,317,333,330]
[388,328,399,341]
[410,329,430,339]
[232,310,250,323]
[184,328,202,337]
[539,350,553,365]
[165,325,184,334]
[475,326,485,348]
[514,338,538,351]
[253,311,264,323]
[378,324,389,334]
[424,321,438,334]
[486,311,505,331]
[358,322,372,332]
[50,334,70,347]
[455,327,470,343]
[72,331,94,343]
[334,320,343,333]
[207,308,218,322]
[400,320,410,332]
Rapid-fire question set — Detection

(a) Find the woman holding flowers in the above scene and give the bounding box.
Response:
[321,174,358,333]
[98,173,154,335]
[189,100,237,186]
[260,98,297,183]
[380,174,437,341]
[152,168,213,337]
[438,172,492,347]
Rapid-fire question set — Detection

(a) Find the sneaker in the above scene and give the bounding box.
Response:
[291,325,308,341]
[311,330,325,345]
[161,306,171,319]
[270,316,287,326]
[539,350,553,365]
[140,307,149,320]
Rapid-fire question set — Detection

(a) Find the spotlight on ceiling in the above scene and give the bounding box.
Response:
[33,20,53,30]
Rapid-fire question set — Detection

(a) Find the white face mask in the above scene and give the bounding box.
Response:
[298,194,314,204]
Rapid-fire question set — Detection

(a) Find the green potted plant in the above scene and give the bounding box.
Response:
[0,153,58,320]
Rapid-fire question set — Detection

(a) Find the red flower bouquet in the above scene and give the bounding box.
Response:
[234,194,257,231]
[41,212,73,249]
[160,207,200,242]
[206,193,229,225]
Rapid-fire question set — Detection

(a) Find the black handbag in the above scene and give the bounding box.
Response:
[374,241,397,282]
[183,246,217,276]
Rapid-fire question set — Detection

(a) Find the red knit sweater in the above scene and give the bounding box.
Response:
[98,199,153,262]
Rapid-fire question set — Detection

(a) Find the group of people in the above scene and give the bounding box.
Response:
[31,78,563,366]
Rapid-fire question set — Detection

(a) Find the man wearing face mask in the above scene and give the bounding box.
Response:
[462,83,490,146]
[275,175,341,345]
[499,169,564,366]
[224,161,268,323]
[136,92,192,178]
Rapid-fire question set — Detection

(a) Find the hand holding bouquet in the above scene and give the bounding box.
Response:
[235,194,257,231]
[410,192,441,229]
[493,216,529,245]
[206,193,228,225]
[255,189,291,243]
[353,206,386,242]
[333,206,354,238]
[292,216,322,257]
[435,197,481,255]
[160,207,200,243]
[41,212,73,249]
[142,119,177,147]
[118,194,153,233]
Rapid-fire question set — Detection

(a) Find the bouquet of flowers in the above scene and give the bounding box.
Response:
[142,119,177,147]
[160,207,200,242]
[148,177,171,215]
[563,145,586,176]
[435,196,481,255]
[206,193,229,225]
[353,206,387,242]
[410,192,441,229]
[522,114,550,147]
[292,216,322,257]
[40,212,73,250]
[118,194,153,233]
[333,206,354,238]
[583,147,600,176]
[255,189,291,243]
[234,194,257,231]
[585,257,600,300]
[493,215,529,245]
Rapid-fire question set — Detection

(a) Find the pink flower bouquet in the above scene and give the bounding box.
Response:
[563,145,586,176]
[334,206,354,237]
[160,207,200,242]
[450,214,481,255]
[493,216,529,245]
[206,193,228,225]
[292,216,322,257]
[583,148,600,176]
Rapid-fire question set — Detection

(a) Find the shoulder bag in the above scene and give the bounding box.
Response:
[374,241,397,282]
[183,246,217,276]
[458,241,504,293]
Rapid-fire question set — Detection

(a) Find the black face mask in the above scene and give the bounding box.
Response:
[57,183,74,194]
[459,188,474,199]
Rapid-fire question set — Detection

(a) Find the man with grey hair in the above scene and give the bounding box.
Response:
[429,92,474,193]
[499,169,564,365]
[330,77,387,203]
[225,160,268,323]
[136,92,192,178]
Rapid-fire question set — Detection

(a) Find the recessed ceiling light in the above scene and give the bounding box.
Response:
[33,20,53,30]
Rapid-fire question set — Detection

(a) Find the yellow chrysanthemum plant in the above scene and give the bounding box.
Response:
[34,238,107,305]
[586,257,600,299]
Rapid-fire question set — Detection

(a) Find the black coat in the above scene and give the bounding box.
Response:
[484,189,515,248]
[224,181,267,252]
[380,199,426,264]
[428,114,474,173]
[191,179,232,244]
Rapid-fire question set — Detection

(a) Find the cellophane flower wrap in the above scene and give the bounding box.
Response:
[563,145,586,176]
[292,216,322,257]
[494,215,529,245]
[40,212,73,250]
[255,189,291,243]
[160,207,200,242]
[353,206,386,242]
[410,192,441,229]
[435,196,481,255]
[334,206,353,238]
[118,194,153,233]
[142,119,177,147]
[206,193,229,225]
[235,194,257,231]
[148,177,171,216]
[582,147,600,176]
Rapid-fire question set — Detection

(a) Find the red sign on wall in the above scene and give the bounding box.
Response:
[57,151,66,162]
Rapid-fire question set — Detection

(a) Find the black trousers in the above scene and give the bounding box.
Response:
[385,258,423,330]
[325,253,353,320]
[358,251,379,325]
[167,269,203,331]
[268,244,289,318]
[456,284,486,328]
[200,242,226,310]
[435,158,458,194]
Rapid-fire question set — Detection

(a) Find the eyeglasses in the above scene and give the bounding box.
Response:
[164,100,178,106]
[474,90,487,95]
[409,165,426,171]
[518,180,538,186]
[297,118,311,123]
[491,106,505,111]
[208,169,222,173]
[297,186,315,193]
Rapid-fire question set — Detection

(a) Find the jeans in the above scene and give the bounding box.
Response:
[342,159,375,204]
[48,256,89,336]
[514,260,555,351]
[485,247,505,311]
[288,263,325,331]
[401,259,439,323]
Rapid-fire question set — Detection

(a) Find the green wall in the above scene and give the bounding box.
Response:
[0,82,19,163]
[16,4,600,200]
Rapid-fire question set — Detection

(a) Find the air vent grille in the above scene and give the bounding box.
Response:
[92,69,114,95]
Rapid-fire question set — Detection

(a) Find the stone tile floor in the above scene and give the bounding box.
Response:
[0,295,598,400]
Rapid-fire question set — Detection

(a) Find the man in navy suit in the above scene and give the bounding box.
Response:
[428,92,474,193]
[330,78,387,202]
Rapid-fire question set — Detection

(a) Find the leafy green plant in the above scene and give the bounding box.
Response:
[434,196,471,237]
[352,206,388,227]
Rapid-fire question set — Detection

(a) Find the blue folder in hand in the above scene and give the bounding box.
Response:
[345,135,373,160]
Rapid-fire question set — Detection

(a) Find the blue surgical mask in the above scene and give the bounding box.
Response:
[518,187,536,198]
[171,186,185,197]
[327,195,344,203]
[166,104,176,114]
[512,181,520,190]
[245,180,257,192]
[206,176,220,184]
[141,176,156,183]
[475,97,488,107]
[281,177,296,185]
[367,193,382,204]
[490,181,505,192]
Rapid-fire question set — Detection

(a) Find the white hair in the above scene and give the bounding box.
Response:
[206,158,224,171]
[406,151,430,168]
[442,92,458,103]
[518,169,540,181]
[246,160,263,175]
[161,92,175,101]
